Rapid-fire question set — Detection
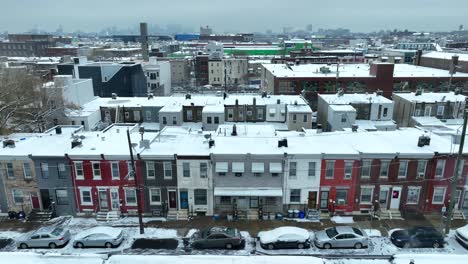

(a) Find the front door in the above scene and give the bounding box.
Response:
[379,188,389,210]
[99,190,109,210]
[237,197,248,210]
[320,191,329,209]
[390,187,402,210]
[31,193,40,209]
[308,191,317,209]
[110,189,120,211]
[40,189,50,210]
[168,190,177,209]
[455,190,462,209]
[180,191,188,209]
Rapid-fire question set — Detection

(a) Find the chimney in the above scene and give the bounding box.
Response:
[148,93,154,100]
[316,124,322,134]
[55,126,62,135]
[376,90,383,96]
[111,93,117,99]
[223,92,227,100]
[186,93,191,100]
[277,99,281,104]
[253,97,256,106]
[71,139,82,148]
[450,55,459,75]
[231,124,237,136]
[3,139,15,148]
[414,49,422,66]
[278,138,288,148]
[262,91,267,98]
[418,135,431,147]
[209,139,215,148]
[140,22,149,61]
[235,99,239,106]
[415,89,422,96]
[352,124,358,132]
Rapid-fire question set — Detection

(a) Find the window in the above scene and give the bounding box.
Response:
[432,187,446,204]
[111,162,120,179]
[187,110,193,121]
[235,172,243,177]
[218,172,226,176]
[162,116,167,125]
[181,162,190,177]
[149,188,161,205]
[214,116,219,124]
[341,114,347,123]
[58,163,67,179]
[172,116,177,125]
[380,160,389,178]
[417,160,427,177]
[303,115,307,122]
[424,105,431,116]
[435,160,445,178]
[308,162,316,177]
[227,109,234,120]
[290,189,301,203]
[407,187,421,204]
[360,187,374,204]
[127,161,134,180]
[398,160,408,178]
[200,162,208,178]
[6,162,14,179]
[92,162,101,179]
[55,190,68,205]
[436,105,444,116]
[146,111,152,121]
[293,114,297,122]
[125,189,137,205]
[360,160,372,179]
[344,161,353,179]
[79,188,92,205]
[207,116,212,124]
[194,189,207,205]
[325,161,335,179]
[383,108,388,117]
[289,162,297,177]
[74,162,84,179]
[23,162,32,179]
[124,112,130,120]
[41,163,49,179]
[336,189,348,205]
[12,189,23,204]
[164,162,172,179]
[258,111,263,120]
[220,196,231,205]
[145,161,155,179]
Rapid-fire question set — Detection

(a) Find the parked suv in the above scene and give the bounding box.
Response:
[390,227,444,248]
[17,227,71,249]
[185,227,245,249]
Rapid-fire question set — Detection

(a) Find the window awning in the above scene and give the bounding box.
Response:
[252,162,265,173]
[214,187,282,197]
[232,162,245,173]
[270,162,282,173]
[269,108,276,114]
[216,162,228,173]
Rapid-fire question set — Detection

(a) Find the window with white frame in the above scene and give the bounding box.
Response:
[290,189,301,203]
[380,160,389,178]
[200,162,208,178]
[194,189,207,205]
[55,189,68,205]
[79,188,92,205]
[436,105,444,116]
[417,160,427,177]
[12,189,23,204]
[23,162,32,179]
[146,161,155,179]
[146,111,152,121]
[164,162,172,179]
[125,188,137,205]
[127,161,134,180]
[398,160,408,178]
[149,188,161,205]
[344,161,353,179]
[289,162,297,177]
[183,162,190,177]
[360,186,374,204]
[432,187,446,204]
[336,189,348,205]
[361,160,371,178]
[74,162,84,179]
[308,162,316,177]
[92,162,101,179]
[41,163,49,179]
[407,187,421,204]
[435,160,445,178]
[58,163,67,179]
[111,162,120,179]
[6,162,14,179]
[325,160,335,179]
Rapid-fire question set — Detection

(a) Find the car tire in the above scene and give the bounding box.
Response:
[354,243,363,249]
[297,243,305,249]
[75,242,84,248]
[432,241,440,248]
[323,243,332,249]
[225,243,233,249]
[105,242,113,248]
[267,244,275,250]
[49,242,57,249]
[19,243,28,249]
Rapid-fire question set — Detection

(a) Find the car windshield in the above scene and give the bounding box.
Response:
[51,228,63,236]
[326,227,338,238]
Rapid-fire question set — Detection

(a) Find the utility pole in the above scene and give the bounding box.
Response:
[127,129,144,234]
[445,98,468,234]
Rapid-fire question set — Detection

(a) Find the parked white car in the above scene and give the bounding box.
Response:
[258,226,312,250]
[314,226,368,249]
[455,224,468,248]
[73,227,124,248]
[17,227,71,249]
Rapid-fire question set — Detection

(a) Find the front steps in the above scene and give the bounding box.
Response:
[96,211,120,222]
[378,210,404,220]
[27,209,53,222]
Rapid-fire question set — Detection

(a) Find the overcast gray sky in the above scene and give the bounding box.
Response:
[1,0,467,33]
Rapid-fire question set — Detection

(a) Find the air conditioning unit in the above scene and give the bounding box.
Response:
[337,199,345,205]
[417,173,425,178]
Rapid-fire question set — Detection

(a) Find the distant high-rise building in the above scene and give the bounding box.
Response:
[306,24,313,32]
[200,26,213,36]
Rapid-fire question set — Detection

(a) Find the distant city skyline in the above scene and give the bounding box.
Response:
[1,0,467,34]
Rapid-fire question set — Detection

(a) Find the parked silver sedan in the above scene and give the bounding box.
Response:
[73,227,124,248]
[314,226,368,249]
[17,227,71,249]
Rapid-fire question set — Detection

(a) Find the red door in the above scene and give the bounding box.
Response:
[31,194,40,209]
[168,191,177,209]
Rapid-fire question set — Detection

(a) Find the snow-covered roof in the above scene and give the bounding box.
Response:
[287,104,313,113]
[319,93,393,105]
[329,104,356,112]
[422,51,468,62]
[258,226,311,244]
[74,226,122,240]
[202,104,224,113]
[394,92,465,103]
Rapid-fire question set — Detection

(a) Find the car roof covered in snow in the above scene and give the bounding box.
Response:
[258,226,310,244]
[74,226,122,240]
[456,224,468,238]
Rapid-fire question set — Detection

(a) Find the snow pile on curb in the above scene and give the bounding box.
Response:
[330,216,354,224]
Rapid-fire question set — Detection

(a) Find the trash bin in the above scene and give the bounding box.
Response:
[299,211,305,219]
[288,210,294,218]
[262,214,269,220]
[212,214,220,221]
[293,209,300,218]
[276,213,283,220]
[269,212,275,220]
[227,214,233,221]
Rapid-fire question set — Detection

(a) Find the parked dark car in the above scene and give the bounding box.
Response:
[390,227,445,248]
[186,227,245,249]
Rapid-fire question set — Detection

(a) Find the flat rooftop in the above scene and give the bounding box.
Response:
[319,92,393,104]
[394,91,465,103]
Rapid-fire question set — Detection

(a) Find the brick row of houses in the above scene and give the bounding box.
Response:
[1,124,467,219]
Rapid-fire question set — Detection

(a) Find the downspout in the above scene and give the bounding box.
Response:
[65,153,80,215]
